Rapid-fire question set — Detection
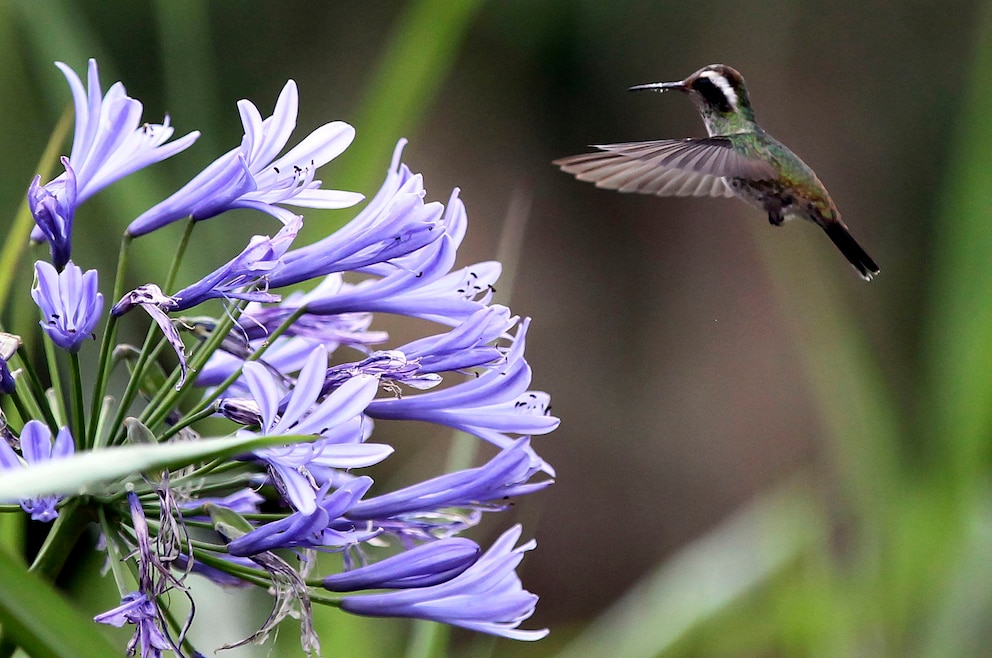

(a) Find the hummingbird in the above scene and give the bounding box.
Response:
[553,64,879,280]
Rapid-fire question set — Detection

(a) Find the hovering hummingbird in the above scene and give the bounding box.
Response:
[553,64,879,280]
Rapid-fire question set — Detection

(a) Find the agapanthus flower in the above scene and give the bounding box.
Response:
[341,525,548,640]
[233,345,392,513]
[29,59,199,269]
[0,421,73,521]
[3,56,557,656]
[263,140,447,289]
[348,438,550,525]
[323,537,480,591]
[95,491,182,657]
[94,591,171,658]
[366,319,559,471]
[0,333,20,395]
[31,260,104,352]
[126,79,363,236]
[226,476,378,556]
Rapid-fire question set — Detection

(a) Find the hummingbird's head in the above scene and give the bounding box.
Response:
[630,64,757,135]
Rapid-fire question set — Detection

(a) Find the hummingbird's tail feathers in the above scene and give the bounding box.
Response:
[823,222,880,281]
[553,151,734,198]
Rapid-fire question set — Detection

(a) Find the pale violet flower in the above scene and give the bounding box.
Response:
[0,421,74,521]
[31,260,104,352]
[29,59,199,269]
[341,525,548,641]
[126,79,363,236]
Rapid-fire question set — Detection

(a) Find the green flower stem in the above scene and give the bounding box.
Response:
[8,351,60,431]
[164,219,195,292]
[40,329,67,426]
[309,590,344,607]
[105,333,168,448]
[170,458,248,485]
[7,393,35,432]
[174,303,310,425]
[92,395,114,451]
[88,233,131,447]
[67,352,85,448]
[156,403,217,442]
[136,297,250,435]
[28,500,95,581]
[97,506,133,597]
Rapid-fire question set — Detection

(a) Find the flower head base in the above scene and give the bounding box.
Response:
[29,59,199,268]
[31,260,104,352]
[0,421,74,521]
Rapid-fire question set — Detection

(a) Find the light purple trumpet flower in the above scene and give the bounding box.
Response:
[111,218,301,384]
[95,491,178,658]
[0,420,74,522]
[94,592,171,658]
[164,215,303,313]
[126,79,363,236]
[263,140,447,289]
[31,260,104,352]
[29,59,199,269]
[234,274,386,343]
[231,345,392,514]
[366,319,559,472]
[227,476,378,557]
[341,524,548,641]
[269,176,501,326]
[347,438,550,529]
[323,537,480,591]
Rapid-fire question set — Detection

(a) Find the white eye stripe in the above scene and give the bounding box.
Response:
[700,70,738,109]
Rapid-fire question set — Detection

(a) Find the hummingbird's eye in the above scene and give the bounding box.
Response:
[692,73,737,114]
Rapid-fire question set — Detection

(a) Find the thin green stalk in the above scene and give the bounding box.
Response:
[164,219,196,291]
[67,352,85,448]
[8,351,59,431]
[88,233,131,447]
[136,298,249,434]
[156,404,217,442]
[0,106,73,309]
[104,330,166,448]
[40,330,66,428]
[106,221,196,445]
[28,500,95,580]
[173,304,309,427]
[92,389,114,449]
[97,506,132,596]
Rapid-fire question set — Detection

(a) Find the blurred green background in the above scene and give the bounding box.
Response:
[2,0,992,656]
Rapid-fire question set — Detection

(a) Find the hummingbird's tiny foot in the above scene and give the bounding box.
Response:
[767,209,784,226]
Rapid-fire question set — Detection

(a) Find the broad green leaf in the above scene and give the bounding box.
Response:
[0,431,312,500]
[0,549,119,658]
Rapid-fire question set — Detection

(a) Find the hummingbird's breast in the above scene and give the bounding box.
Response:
[726,132,839,225]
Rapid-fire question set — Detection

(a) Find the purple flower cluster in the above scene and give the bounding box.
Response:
[5,58,559,656]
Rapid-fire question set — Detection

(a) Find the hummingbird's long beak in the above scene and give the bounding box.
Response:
[628,81,686,93]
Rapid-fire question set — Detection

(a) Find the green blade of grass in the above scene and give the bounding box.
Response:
[923,4,992,479]
[0,548,120,658]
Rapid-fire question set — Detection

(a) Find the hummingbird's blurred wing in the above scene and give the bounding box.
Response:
[553,137,776,198]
